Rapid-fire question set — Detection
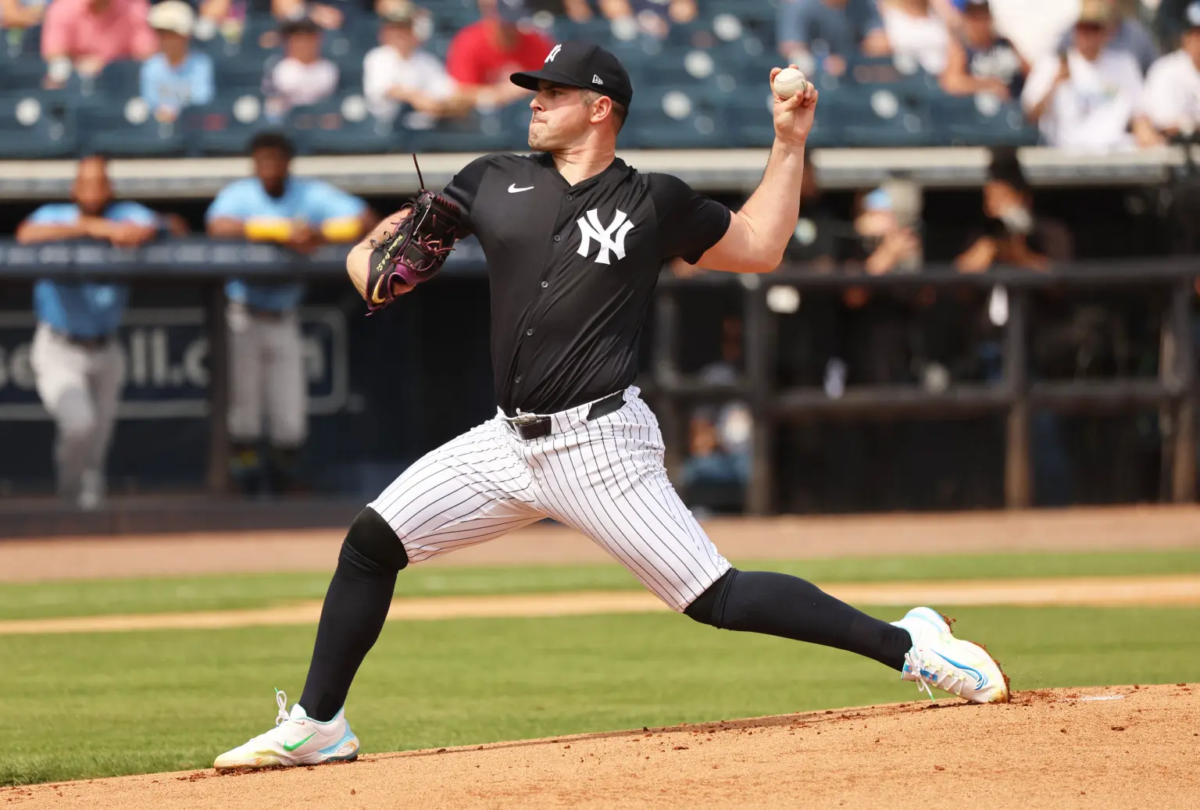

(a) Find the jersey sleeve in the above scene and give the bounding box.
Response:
[206,182,251,222]
[25,204,76,225]
[109,202,160,227]
[439,154,494,238]
[647,173,732,264]
[308,181,368,221]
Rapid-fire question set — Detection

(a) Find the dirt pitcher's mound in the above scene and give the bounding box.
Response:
[5,685,1198,809]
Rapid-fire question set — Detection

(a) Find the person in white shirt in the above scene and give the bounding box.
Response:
[877,0,951,75]
[1021,0,1155,150]
[1140,1,1200,141]
[266,16,339,117]
[362,4,470,126]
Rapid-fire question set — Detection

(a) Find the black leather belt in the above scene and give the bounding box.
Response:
[232,301,289,321]
[507,390,626,441]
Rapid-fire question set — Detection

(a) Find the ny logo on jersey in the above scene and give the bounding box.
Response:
[545,44,562,63]
[576,209,634,265]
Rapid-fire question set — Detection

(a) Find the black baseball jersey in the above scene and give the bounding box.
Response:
[441,152,731,417]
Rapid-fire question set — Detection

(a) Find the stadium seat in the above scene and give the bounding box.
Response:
[181,94,280,156]
[926,93,1040,147]
[823,87,933,147]
[0,24,42,60]
[620,87,730,149]
[405,108,519,153]
[844,55,942,104]
[286,95,401,155]
[216,54,274,95]
[78,99,189,157]
[1,56,47,92]
[0,93,79,159]
[97,60,143,99]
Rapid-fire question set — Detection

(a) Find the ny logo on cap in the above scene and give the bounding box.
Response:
[545,44,561,63]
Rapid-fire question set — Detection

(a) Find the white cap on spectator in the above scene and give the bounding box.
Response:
[1187,1,1200,28]
[148,0,196,37]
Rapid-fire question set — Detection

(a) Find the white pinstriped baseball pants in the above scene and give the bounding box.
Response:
[368,386,732,611]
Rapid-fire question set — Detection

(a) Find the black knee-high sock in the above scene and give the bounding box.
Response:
[299,543,397,721]
[684,569,912,671]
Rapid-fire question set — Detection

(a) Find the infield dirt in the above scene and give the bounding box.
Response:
[3,683,1196,809]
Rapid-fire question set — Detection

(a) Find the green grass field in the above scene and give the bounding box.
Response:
[3,548,1199,620]
[3,605,1198,787]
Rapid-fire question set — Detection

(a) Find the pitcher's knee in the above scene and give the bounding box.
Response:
[683,568,739,628]
[341,506,409,576]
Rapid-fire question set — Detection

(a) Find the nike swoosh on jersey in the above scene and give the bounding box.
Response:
[508,184,535,193]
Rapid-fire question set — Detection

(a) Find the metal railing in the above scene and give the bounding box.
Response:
[1,239,1196,510]
[647,260,1200,513]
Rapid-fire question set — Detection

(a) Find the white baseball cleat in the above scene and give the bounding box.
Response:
[213,689,360,771]
[891,607,1011,704]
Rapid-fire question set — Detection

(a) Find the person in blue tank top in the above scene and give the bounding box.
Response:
[206,131,375,495]
[15,155,173,509]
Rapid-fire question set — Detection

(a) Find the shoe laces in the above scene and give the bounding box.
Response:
[904,649,967,701]
[274,688,291,726]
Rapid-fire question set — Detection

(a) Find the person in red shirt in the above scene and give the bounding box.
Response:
[445,0,553,107]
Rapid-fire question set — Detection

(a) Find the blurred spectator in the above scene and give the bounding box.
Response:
[525,0,593,21]
[41,0,157,85]
[445,0,553,107]
[206,132,375,495]
[1139,1,1200,141]
[1053,0,1158,72]
[364,4,470,126]
[956,150,1074,272]
[15,155,166,509]
[854,186,922,275]
[877,0,952,75]
[265,16,338,118]
[682,315,752,516]
[940,0,1029,100]
[598,0,696,39]
[0,0,47,29]
[776,0,890,77]
[140,1,215,122]
[987,0,1079,66]
[273,0,347,29]
[1021,0,1152,150]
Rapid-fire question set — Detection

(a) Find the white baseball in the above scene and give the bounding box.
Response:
[772,67,809,100]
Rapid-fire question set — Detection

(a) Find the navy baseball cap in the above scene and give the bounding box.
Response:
[510,41,634,108]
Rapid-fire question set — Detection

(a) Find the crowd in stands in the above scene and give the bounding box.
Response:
[2,0,1199,155]
[778,0,1200,149]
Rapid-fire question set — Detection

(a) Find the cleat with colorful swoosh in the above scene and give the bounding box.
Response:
[891,607,1011,704]
[213,689,359,771]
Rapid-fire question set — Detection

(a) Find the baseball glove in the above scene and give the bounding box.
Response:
[365,156,462,313]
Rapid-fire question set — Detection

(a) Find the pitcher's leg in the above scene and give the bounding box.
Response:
[298,418,543,721]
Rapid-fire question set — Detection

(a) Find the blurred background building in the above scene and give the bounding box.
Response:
[0,0,1197,533]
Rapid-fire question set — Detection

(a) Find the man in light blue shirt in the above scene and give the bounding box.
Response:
[206,131,374,495]
[15,155,166,509]
[140,0,215,121]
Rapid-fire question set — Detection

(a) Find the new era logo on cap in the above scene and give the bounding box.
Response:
[510,40,633,107]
